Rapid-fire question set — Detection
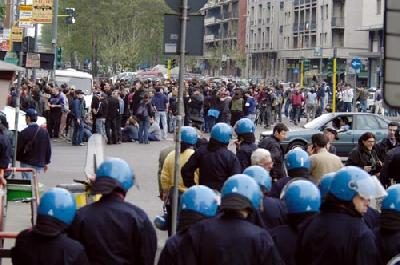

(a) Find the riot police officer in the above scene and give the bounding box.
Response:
[270,148,311,198]
[182,123,241,191]
[69,158,157,265]
[158,185,219,265]
[243,165,287,230]
[12,188,89,265]
[376,184,400,264]
[235,118,257,171]
[177,174,284,265]
[297,166,385,265]
[270,180,321,265]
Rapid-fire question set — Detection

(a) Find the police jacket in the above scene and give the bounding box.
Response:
[382,146,400,183]
[260,196,288,230]
[269,170,310,198]
[258,135,286,180]
[236,142,257,172]
[296,197,380,265]
[177,212,284,265]
[16,123,51,167]
[69,194,157,265]
[182,141,241,191]
[12,217,89,265]
[158,231,184,265]
[375,210,400,264]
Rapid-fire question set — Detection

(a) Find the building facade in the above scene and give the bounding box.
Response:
[246,0,370,85]
[201,0,247,76]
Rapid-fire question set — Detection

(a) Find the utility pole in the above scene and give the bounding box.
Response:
[51,0,59,81]
[300,59,304,88]
[332,53,337,112]
[32,23,38,81]
[171,0,189,236]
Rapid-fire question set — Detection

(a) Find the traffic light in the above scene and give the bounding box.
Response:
[56,47,63,69]
[303,59,311,72]
[65,8,76,24]
[326,59,333,73]
[171,59,177,68]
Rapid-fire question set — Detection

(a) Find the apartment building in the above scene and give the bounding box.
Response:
[201,0,247,76]
[247,0,370,84]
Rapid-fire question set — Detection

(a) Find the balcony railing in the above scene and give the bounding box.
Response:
[204,35,216,42]
[332,17,344,28]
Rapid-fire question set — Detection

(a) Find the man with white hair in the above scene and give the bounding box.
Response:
[251,148,274,172]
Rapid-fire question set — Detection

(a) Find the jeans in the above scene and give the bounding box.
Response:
[138,118,150,144]
[343,102,352,112]
[264,106,272,127]
[360,100,368,112]
[284,100,291,118]
[106,118,118,144]
[155,111,168,140]
[20,162,44,180]
[95,118,106,139]
[72,119,83,145]
[122,126,139,141]
[48,108,62,138]
[246,113,256,123]
[319,97,325,112]
[292,105,301,124]
[168,114,176,133]
[306,103,316,122]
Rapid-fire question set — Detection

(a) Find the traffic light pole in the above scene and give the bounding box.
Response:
[51,0,59,81]
[171,0,189,236]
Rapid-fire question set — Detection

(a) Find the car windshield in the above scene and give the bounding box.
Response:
[304,113,336,129]
[56,76,92,95]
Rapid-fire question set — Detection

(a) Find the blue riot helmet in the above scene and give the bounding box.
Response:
[382,184,400,212]
[180,185,219,217]
[93,158,135,194]
[181,126,198,145]
[282,180,321,214]
[221,174,262,210]
[330,166,386,202]
[286,148,311,171]
[210,123,232,144]
[38,187,76,225]
[235,118,256,135]
[243,166,272,193]
[319,172,336,200]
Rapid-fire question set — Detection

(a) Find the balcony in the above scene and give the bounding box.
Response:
[294,0,317,6]
[332,17,344,28]
[204,35,216,42]
[205,17,219,25]
[293,22,316,32]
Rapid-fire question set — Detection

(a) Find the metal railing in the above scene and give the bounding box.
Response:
[332,17,345,28]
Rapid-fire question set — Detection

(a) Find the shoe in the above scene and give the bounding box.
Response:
[79,143,85,146]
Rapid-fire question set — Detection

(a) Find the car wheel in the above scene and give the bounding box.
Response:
[288,140,307,151]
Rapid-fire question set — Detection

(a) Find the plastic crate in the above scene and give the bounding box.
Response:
[7,179,44,202]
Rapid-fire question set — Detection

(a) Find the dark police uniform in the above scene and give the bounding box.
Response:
[236,142,257,171]
[363,207,379,230]
[158,231,184,265]
[382,146,400,184]
[69,194,157,265]
[258,135,286,180]
[182,144,241,191]
[260,196,287,230]
[297,209,379,265]
[177,214,284,265]
[12,227,89,265]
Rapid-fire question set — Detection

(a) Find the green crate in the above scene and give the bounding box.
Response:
[7,183,44,202]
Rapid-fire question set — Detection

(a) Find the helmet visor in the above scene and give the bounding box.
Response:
[349,176,387,200]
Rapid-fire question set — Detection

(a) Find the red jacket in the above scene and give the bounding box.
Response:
[291,93,304,106]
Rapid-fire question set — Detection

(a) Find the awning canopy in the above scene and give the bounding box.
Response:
[0,60,24,72]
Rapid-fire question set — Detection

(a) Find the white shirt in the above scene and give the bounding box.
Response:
[342,89,353,103]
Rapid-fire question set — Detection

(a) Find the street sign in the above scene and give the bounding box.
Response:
[26,53,41,68]
[32,0,53,24]
[4,52,19,65]
[19,5,33,28]
[384,0,400,107]
[351,57,361,70]
[164,14,204,56]
[11,27,23,42]
[293,68,299,74]
[165,0,207,13]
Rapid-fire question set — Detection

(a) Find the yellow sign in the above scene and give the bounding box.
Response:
[19,5,33,28]
[32,0,53,24]
[11,26,23,42]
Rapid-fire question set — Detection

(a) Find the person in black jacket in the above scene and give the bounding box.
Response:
[105,89,120,145]
[0,121,10,186]
[71,90,85,146]
[235,118,257,171]
[376,121,399,162]
[182,123,241,191]
[12,188,89,265]
[69,158,157,265]
[258,123,289,181]
[346,132,382,176]
[16,108,51,180]
[382,128,400,186]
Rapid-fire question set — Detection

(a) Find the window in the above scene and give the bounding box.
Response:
[326,4,328,19]
[280,1,284,10]
[377,0,382,15]
[321,6,324,20]
[354,115,380,130]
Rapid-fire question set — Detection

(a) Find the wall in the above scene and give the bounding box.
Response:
[238,0,247,53]
[343,0,369,49]
[361,0,384,28]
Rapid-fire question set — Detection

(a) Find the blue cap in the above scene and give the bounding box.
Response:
[286,149,311,171]
[38,188,76,225]
[282,180,321,214]
[318,172,336,200]
[235,118,256,135]
[25,108,38,118]
[221,174,262,209]
[94,158,134,194]
[210,123,232,144]
[181,126,198,145]
[382,184,400,212]
[243,165,272,193]
[180,185,219,217]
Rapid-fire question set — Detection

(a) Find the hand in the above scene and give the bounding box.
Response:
[364,166,372,172]
[44,165,48,173]
[77,119,81,125]
[161,190,169,202]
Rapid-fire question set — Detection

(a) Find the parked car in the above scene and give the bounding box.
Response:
[260,112,389,157]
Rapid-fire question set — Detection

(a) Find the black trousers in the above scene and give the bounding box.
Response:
[48,108,62,138]
[105,118,118,144]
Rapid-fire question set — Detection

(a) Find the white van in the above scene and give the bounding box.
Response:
[55,69,93,109]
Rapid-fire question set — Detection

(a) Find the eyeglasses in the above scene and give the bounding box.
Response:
[366,140,376,144]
